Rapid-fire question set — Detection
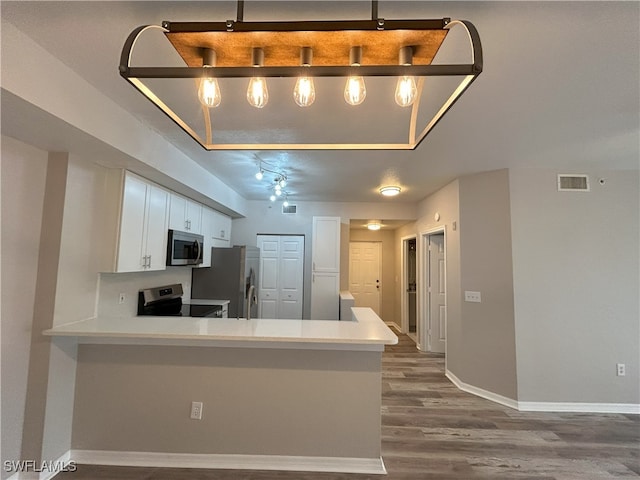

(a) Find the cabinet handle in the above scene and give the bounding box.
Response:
[147,255,151,268]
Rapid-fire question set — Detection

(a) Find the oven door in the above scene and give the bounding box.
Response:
[167,230,204,266]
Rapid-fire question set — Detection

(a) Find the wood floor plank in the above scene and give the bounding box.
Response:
[54,333,639,479]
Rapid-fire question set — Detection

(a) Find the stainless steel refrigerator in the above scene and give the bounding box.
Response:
[191,246,260,319]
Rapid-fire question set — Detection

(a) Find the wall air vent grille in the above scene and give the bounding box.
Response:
[557,174,590,192]
[282,204,297,214]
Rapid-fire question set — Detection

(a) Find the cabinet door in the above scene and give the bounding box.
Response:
[200,206,213,267]
[186,199,202,234]
[211,209,231,240]
[312,216,341,272]
[116,174,147,272]
[310,272,339,320]
[168,193,187,231]
[144,184,169,271]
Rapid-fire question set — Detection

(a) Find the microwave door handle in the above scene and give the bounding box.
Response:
[195,239,202,262]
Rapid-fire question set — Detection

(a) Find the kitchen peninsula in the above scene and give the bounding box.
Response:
[44,308,397,474]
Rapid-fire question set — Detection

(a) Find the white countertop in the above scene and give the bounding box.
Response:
[43,307,398,351]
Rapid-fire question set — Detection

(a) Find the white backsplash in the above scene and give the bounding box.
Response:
[98,267,195,318]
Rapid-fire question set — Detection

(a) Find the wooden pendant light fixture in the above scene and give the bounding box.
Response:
[119,1,482,151]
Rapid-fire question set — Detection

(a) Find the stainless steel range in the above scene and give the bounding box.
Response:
[137,283,225,318]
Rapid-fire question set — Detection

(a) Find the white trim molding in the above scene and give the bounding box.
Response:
[518,402,640,415]
[447,370,640,414]
[70,450,387,475]
[446,370,519,410]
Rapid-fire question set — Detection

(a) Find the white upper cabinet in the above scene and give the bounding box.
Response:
[210,209,232,241]
[312,216,341,273]
[169,193,202,234]
[116,172,169,273]
[201,206,232,267]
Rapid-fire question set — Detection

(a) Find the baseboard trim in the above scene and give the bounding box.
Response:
[446,370,519,410]
[446,370,640,414]
[70,450,387,475]
[5,450,73,480]
[518,402,640,414]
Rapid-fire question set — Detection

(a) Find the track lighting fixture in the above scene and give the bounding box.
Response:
[253,158,290,203]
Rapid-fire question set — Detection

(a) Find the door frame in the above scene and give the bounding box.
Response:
[418,226,447,354]
[400,234,417,338]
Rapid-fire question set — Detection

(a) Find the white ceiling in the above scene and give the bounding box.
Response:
[2,1,638,205]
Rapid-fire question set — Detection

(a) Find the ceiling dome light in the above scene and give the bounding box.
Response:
[380,186,401,197]
[367,221,381,231]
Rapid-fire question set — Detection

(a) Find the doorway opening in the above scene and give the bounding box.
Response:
[402,237,418,344]
[419,228,447,354]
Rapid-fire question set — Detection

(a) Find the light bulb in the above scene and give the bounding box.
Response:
[255,170,264,181]
[344,75,366,105]
[275,189,282,197]
[270,194,276,202]
[294,76,315,107]
[247,77,269,108]
[279,178,287,188]
[275,184,282,192]
[283,200,289,207]
[395,75,417,107]
[198,75,221,108]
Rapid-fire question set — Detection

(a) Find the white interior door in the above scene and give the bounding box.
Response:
[349,242,381,315]
[258,236,279,319]
[428,233,446,353]
[257,235,304,319]
[278,237,304,319]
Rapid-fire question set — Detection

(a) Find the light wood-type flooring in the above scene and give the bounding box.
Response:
[55,333,639,479]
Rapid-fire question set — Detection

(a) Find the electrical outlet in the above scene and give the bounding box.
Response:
[464,291,482,303]
[616,363,626,377]
[118,293,126,304]
[190,401,203,420]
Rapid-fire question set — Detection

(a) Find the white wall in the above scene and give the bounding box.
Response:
[0,136,48,479]
[510,168,640,405]
[458,169,517,400]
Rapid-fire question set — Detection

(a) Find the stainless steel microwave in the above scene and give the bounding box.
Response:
[166,229,204,266]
